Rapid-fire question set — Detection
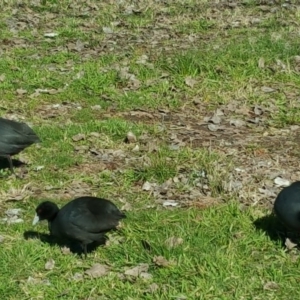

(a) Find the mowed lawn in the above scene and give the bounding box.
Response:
[1,1,300,299]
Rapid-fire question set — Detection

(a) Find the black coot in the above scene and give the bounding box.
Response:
[0,117,40,175]
[33,196,126,258]
[274,181,300,233]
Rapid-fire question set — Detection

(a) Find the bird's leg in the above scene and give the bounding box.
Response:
[0,155,17,177]
[81,243,87,259]
[6,155,15,175]
[6,155,21,178]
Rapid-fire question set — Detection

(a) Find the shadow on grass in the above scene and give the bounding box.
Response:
[253,213,300,248]
[23,230,107,258]
[0,157,25,169]
[253,213,286,246]
[0,158,25,172]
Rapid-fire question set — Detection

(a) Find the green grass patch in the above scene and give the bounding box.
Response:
[1,204,299,299]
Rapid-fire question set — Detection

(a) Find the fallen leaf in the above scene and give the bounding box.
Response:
[125,131,137,143]
[5,208,22,217]
[124,263,149,277]
[285,238,297,250]
[45,259,55,270]
[103,27,114,34]
[121,202,132,211]
[61,246,71,255]
[163,200,179,207]
[184,76,197,88]
[258,57,265,68]
[230,119,245,127]
[142,181,153,191]
[165,236,184,248]
[145,283,159,294]
[153,255,170,267]
[253,106,263,116]
[210,115,221,124]
[85,264,110,278]
[16,88,27,95]
[44,32,58,37]
[72,272,84,281]
[72,133,86,142]
[274,177,290,187]
[261,86,276,93]
[140,272,153,280]
[263,281,279,290]
[91,105,101,110]
[207,124,219,131]
[27,276,51,286]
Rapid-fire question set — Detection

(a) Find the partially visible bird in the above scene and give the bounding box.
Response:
[274,181,300,235]
[0,117,40,176]
[32,196,126,258]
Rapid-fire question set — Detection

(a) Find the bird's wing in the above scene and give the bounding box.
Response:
[69,210,122,233]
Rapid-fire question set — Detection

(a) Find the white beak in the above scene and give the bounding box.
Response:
[32,214,40,225]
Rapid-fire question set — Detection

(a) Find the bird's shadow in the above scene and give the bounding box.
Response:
[253,213,300,248]
[23,230,107,257]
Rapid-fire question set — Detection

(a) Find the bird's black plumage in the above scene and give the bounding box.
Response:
[33,196,126,258]
[0,117,40,175]
[274,181,300,232]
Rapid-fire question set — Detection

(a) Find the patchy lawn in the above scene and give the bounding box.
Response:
[1,0,300,299]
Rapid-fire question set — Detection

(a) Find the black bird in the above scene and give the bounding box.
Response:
[274,181,300,235]
[0,117,40,175]
[32,196,126,258]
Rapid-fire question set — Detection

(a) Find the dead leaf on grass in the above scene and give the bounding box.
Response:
[91,105,101,110]
[165,236,184,248]
[145,283,159,294]
[253,106,264,116]
[1,208,23,224]
[85,263,110,278]
[210,114,222,124]
[45,258,55,270]
[207,123,219,131]
[261,86,276,93]
[61,246,71,255]
[142,181,154,191]
[27,276,51,286]
[44,32,58,38]
[102,26,114,34]
[72,272,84,281]
[16,88,27,95]
[263,281,279,290]
[285,238,297,250]
[125,131,137,143]
[72,133,86,142]
[124,263,149,277]
[274,177,290,187]
[230,119,245,127]
[258,57,265,68]
[163,200,179,207]
[184,76,197,88]
[121,202,132,211]
[153,255,171,267]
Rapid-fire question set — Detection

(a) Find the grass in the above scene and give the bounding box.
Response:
[2,203,299,299]
[1,0,300,299]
